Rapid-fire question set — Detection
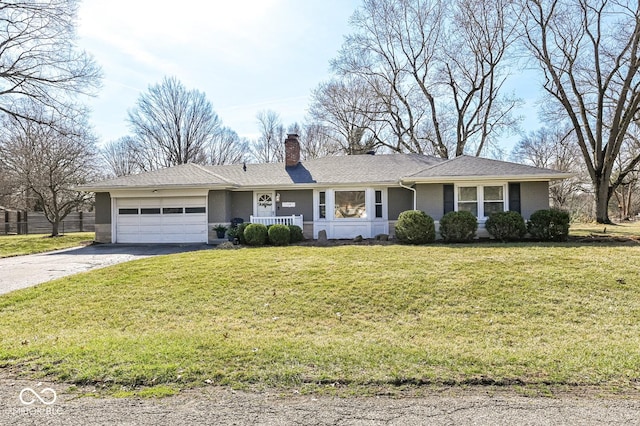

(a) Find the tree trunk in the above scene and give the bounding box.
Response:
[51,220,59,237]
[594,178,612,224]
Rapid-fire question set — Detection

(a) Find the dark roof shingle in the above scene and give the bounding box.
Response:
[79,154,569,191]
[407,155,571,180]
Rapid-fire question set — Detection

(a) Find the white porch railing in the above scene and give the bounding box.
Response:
[250,215,303,228]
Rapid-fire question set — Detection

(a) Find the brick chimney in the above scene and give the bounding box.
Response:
[284,133,300,168]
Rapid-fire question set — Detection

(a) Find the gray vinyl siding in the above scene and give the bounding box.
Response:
[415,183,445,220]
[95,192,112,224]
[276,190,313,220]
[208,190,232,223]
[388,187,414,220]
[230,191,253,221]
[520,181,550,219]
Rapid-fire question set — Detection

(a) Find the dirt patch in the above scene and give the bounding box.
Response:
[570,234,640,244]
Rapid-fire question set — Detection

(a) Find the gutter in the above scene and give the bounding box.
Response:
[399,181,417,210]
[407,173,573,184]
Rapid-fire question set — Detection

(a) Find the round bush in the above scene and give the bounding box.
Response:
[527,209,570,241]
[288,225,304,243]
[439,210,478,242]
[243,223,268,246]
[268,224,291,246]
[394,210,436,244]
[485,211,526,242]
[236,222,249,245]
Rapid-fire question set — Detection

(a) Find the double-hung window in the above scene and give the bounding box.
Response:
[318,191,326,219]
[457,187,478,216]
[457,185,505,218]
[483,186,504,216]
[374,190,383,218]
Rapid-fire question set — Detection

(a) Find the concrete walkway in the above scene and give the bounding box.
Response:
[0,244,210,295]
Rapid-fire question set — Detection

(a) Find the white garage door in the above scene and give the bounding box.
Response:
[116,197,207,243]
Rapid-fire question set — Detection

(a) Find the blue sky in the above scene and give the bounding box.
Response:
[76,0,541,149]
[76,0,360,144]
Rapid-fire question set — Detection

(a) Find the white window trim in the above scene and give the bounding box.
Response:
[313,188,388,221]
[454,183,509,220]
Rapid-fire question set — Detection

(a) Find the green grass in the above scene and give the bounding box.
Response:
[0,244,639,395]
[0,232,95,258]
[570,221,640,238]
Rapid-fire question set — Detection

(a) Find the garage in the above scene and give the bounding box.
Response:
[115,197,207,243]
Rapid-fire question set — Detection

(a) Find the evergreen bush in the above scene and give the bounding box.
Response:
[268,224,291,246]
[394,210,436,244]
[485,211,527,241]
[288,225,304,243]
[243,223,268,246]
[236,223,248,245]
[439,210,478,242]
[527,209,570,241]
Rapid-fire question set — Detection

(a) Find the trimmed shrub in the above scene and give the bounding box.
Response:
[268,224,291,246]
[394,210,436,244]
[527,209,570,241]
[288,225,304,243]
[226,226,239,241]
[439,210,478,242]
[236,223,248,245]
[243,223,268,246]
[485,211,527,242]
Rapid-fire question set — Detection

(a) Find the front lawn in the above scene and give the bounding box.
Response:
[0,244,639,395]
[570,221,640,239]
[0,232,95,258]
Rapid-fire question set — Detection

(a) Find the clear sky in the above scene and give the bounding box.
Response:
[76,0,541,150]
[76,0,360,144]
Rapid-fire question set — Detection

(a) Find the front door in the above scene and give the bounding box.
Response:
[256,192,275,217]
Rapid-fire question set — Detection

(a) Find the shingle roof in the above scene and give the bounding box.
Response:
[406,155,571,180]
[79,154,569,191]
[79,163,231,189]
[206,154,444,186]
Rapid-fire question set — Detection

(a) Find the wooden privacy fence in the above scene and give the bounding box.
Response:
[1,210,95,235]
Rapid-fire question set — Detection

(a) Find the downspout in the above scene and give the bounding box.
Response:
[399,181,417,210]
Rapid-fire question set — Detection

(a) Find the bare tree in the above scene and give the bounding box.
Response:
[101,137,139,177]
[209,127,249,165]
[512,126,588,210]
[612,131,640,220]
[0,163,18,207]
[251,110,285,163]
[309,77,383,154]
[332,0,520,158]
[0,103,98,236]
[127,76,221,170]
[520,0,640,223]
[0,0,101,125]
[297,122,340,160]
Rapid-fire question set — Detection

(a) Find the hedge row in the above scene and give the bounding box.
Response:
[232,223,305,247]
[394,209,570,244]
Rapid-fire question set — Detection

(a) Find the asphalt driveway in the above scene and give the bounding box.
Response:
[0,244,210,295]
[2,373,639,426]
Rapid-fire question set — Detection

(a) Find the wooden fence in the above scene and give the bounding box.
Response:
[1,210,95,235]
